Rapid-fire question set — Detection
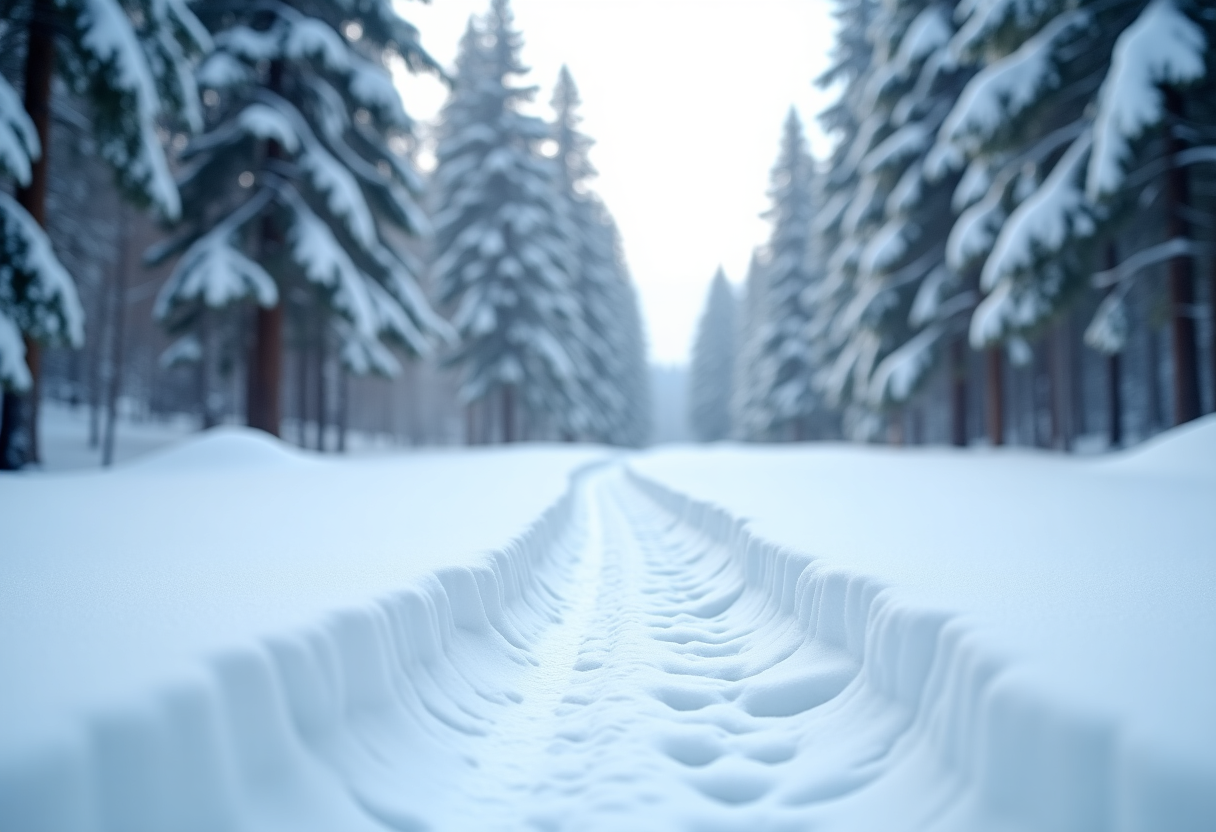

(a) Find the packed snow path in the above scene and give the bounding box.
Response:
[438,466,859,830]
[337,463,916,832]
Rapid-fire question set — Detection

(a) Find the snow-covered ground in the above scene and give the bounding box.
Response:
[632,419,1216,830]
[1,420,1212,831]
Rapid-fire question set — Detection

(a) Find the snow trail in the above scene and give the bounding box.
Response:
[400,465,870,831]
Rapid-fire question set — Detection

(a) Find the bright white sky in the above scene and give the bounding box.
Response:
[394,0,838,365]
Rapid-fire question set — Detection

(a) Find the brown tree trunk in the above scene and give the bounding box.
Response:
[245,59,285,437]
[102,207,131,466]
[1107,353,1123,448]
[1163,87,1201,425]
[247,305,283,435]
[985,347,1004,447]
[337,370,349,453]
[1049,323,1072,451]
[0,0,57,468]
[314,330,326,450]
[949,338,967,447]
[502,385,516,443]
[1103,244,1122,448]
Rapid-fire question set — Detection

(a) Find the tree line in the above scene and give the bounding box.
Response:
[690,0,1215,449]
[0,0,648,468]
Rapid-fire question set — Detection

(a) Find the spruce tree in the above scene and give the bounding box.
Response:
[688,267,735,442]
[829,0,980,438]
[549,65,648,445]
[149,0,449,437]
[432,1,576,442]
[752,109,822,440]
[731,250,770,440]
[933,0,1211,427]
[0,0,207,466]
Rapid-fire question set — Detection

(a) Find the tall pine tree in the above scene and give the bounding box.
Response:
[1,0,207,466]
[549,65,648,445]
[149,0,449,437]
[688,267,735,442]
[752,109,822,441]
[433,1,576,442]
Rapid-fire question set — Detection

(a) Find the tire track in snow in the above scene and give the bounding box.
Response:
[436,465,873,831]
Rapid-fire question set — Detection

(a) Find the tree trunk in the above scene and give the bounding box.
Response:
[314,331,327,451]
[1163,87,1201,425]
[949,338,967,447]
[102,207,131,466]
[337,369,349,453]
[247,305,283,435]
[199,310,217,429]
[502,385,516,443]
[1103,243,1123,448]
[295,316,310,446]
[245,59,284,437]
[0,0,57,468]
[984,347,1004,447]
[1145,315,1164,433]
[1049,323,1072,451]
[465,401,476,446]
[1210,254,1216,414]
[1107,353,1123,449]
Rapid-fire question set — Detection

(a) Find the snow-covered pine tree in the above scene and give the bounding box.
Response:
[1,0,207,466]
[808,0,883,438]
[149,0,450,437]
[549,65,648,445]
[606,219,651,446]
[751,108,822,441]
[931,0,1212,428]
[731,249,770,440]
[688,267,735,442]
[433,1,577,443]
[828,0,982,440]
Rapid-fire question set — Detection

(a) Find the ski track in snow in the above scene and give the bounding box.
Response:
[342,464,877,832]
[4,453,1211,831]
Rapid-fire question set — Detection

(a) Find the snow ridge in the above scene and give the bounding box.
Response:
[624,467,1214,832]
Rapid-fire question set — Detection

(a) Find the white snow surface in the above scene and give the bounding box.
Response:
[3,422,1214,831]
[632,422,1216,830]
[0,435,603,818]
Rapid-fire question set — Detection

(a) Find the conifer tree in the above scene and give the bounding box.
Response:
[549,65,648,445]
[149,0,448,437]
[829,0,980,438]
[731,250,770,439]
[752,109,822,440]
[1,0,207,465]
[932,0,1211,427]
[688,267,735,442]
[433,1,576,442]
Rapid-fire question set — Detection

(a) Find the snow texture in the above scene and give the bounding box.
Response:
[9,424,1211,830]
[633,422,1216,831]
[1086,0,1207,200]
[0,73,38,186]
[937,11,1087,160]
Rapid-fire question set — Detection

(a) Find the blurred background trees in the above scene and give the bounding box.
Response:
[2,0,1213,464]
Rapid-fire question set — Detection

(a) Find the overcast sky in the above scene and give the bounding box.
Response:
[395,0,838,365]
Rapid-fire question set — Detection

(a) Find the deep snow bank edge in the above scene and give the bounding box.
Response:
[625,465,1215,832]
[0,457,609,832]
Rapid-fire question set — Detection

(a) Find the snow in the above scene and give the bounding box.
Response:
[3,418,1213,829]
[938,11,1086,156]
[1087,0,1207,200]
[0,432,604,830]
[631,423,1216,830]
[78,0,182,219]
[0,192,86,350]
[0,306,30,389]
[155,195,280,315]
[0,72,38,186]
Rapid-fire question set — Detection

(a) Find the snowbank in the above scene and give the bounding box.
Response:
[630,416,1216,831]
[0,431,604,830]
